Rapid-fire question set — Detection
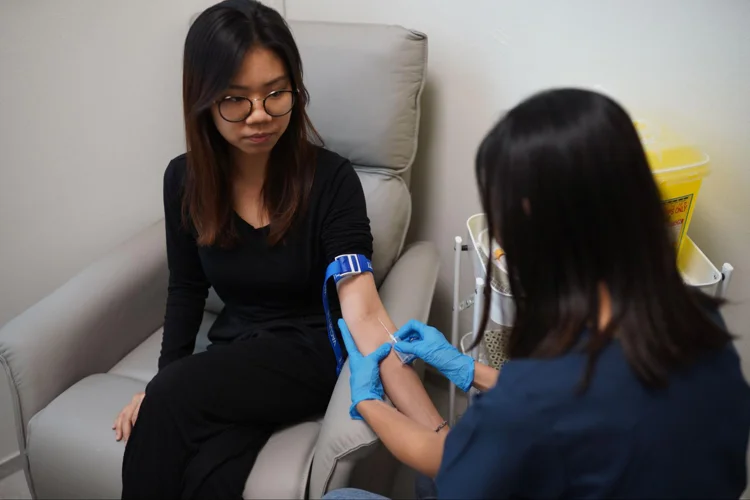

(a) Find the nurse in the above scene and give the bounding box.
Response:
[328,88,750,499]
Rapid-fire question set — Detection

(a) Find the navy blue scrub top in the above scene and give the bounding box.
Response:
[436,328,750,499]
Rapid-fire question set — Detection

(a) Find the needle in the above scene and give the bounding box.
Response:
[378,317,399,344]
[378,317,413,364]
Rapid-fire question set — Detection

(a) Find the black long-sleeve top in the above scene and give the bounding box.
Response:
[159,147,373,371]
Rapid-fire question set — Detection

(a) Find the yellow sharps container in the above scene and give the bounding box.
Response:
[635,120,710,254]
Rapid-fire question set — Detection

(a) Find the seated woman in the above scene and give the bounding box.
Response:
[112,1,444,498]
[332,88,750,499]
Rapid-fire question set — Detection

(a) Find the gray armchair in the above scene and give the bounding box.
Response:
[0,20,435,499]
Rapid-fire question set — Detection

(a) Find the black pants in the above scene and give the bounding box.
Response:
[121,328,337,500]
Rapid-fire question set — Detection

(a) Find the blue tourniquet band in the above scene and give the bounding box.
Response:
[323,254,373,375]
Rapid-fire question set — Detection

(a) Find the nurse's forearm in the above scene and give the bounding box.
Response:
[472,362,499,392]
[357,399,446,478]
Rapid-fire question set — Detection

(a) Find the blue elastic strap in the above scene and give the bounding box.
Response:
[323,254,373,376]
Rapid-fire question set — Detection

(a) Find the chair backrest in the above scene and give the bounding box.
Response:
[294,20,426,286]
[205,19,427,313]
[287,20,428,499]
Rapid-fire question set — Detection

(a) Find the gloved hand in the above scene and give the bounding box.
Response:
[338,318,393,420]
[393,320,475,392]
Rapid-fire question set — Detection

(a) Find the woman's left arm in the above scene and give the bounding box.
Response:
[338,274,447,431]
[321,158,446,431]
[356,399,447,478]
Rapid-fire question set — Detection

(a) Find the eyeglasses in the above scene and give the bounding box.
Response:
[217,89,297,122]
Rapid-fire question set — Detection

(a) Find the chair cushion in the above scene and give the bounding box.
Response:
[108,311,217,382]
[27,373,146,499]
[291,21,427,174]
[26,370,320,500]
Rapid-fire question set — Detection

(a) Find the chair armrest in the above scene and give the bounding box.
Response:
[308,362,378,500]
[378,241,440,325]
[243,421,322,499]
[0,219,168,437]
[307,242,440,499]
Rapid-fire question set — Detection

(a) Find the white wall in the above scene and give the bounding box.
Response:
[0,0,220,473]
[0,0,222,326]
[286,0,750,376]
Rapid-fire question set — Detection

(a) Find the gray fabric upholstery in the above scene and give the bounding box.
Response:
[27,374,146,499]
[290,21,427,174]
[374,242,440,328]
[243,421,322,499]
[109,311,217,383]
[0,19,433,500]
[357,172,411,286]
[0,219,166,433]
[308,361,378,500]
[292,19,426,286]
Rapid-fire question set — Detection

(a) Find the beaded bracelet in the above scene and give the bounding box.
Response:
[435,420,449,433]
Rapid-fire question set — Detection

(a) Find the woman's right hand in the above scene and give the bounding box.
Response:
[394,320,475,392]
[113,392,145,442]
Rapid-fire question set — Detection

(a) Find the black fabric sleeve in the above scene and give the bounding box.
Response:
[320,160,374,263]
[159,158,210,371]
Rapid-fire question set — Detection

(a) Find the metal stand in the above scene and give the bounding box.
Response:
[448,234,493,425]
[448,237,463,426]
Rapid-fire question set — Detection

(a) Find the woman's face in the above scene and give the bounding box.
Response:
[211,46,293,157]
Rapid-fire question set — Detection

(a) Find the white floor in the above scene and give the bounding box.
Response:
[0,371,462,500]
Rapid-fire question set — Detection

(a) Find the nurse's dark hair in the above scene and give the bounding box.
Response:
[474,88,732,389]
[182,0,321,246]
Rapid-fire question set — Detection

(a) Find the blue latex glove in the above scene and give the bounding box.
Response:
[393,320,475,392]
[338,318,393,420]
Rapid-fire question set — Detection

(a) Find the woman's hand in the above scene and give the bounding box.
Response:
[338,318,393,420]
[394,320,475,392]
[113,392,145,442]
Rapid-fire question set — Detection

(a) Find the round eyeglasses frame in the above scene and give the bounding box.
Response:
[217,89,298,122]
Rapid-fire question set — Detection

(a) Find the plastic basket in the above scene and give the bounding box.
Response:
[678,236,723,296]
[466,214,515,326]
[460,328,512,370]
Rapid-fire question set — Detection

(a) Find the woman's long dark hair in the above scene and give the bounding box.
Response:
[182,0,321,246]
[475,88,731,389]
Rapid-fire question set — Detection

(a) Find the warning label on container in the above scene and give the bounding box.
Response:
[663,194,693,247]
